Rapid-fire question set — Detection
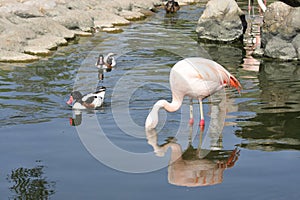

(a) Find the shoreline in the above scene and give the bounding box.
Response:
[0,0,204,63]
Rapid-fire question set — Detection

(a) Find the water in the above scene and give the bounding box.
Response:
[1,2,300,199]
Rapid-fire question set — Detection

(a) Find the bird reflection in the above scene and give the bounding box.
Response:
[146,126,240,187]
[69,110,82,126]
[242,14,263,72]
[146,92,240,187]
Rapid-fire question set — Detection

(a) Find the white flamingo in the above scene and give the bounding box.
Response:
[145,57,242,130]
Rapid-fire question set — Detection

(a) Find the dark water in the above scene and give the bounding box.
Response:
[1,2,300,199]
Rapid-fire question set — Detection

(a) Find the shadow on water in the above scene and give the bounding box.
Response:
[236,60,300,151]
[6,161,55,199]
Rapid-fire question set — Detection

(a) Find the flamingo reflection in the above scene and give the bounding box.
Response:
[146,93,240,187]
[146,127,239,187]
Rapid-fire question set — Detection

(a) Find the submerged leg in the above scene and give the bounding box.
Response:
[199,99,205,128]
[189,98,194,125]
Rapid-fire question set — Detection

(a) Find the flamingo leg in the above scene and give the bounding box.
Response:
[189,98,194,125]
[199,99,205,128]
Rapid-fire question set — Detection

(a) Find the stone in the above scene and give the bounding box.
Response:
[264,37,297,60]
[53,10,94,31]
[292,34,300,59]
[279,0,300,7]
[196,0,244,42]
[118,9,146,21]
[0,50,39,62]
[261,2,300,60]
[24,36,68,55]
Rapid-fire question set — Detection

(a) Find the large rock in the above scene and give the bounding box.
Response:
[196,0,244,42]
[279,0,300,7]
[262,2,300,60]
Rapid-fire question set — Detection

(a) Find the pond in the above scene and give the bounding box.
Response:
[0,2,299,199]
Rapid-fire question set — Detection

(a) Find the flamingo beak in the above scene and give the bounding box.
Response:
[66,95,74,106]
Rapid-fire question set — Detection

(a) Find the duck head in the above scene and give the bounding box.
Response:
[66,91,83,106]
[96,54,105,67]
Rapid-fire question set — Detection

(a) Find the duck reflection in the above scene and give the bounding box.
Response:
[7,161,55,199]
[146,127,240,187]
[69,110,82,126]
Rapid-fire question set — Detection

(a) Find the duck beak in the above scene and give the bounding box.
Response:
[66,95,74,106]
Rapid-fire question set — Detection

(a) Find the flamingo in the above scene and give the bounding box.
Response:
[145,57,242,130]
[248,0,267,15]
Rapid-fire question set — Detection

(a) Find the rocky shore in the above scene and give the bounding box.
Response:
[0,0,160,62]
[0,0,207,62]
[1,0,299,62]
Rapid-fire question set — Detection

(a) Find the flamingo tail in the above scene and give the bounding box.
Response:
[229,76,242,93]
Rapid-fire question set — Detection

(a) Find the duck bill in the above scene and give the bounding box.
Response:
[66,95,74,106]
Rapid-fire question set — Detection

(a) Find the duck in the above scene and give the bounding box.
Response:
[95,53,116,71]
[66,87,106,109]
[165,0,180,14]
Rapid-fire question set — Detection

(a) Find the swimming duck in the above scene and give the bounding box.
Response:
[95,53,116,71]
[165,0,180,13]
[66,87,106,109]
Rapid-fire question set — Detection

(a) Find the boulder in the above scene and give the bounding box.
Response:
[52,10,94,31]
[262,2,300,60]
[279,0,300,7]
[196,0,244,42]
[0,50,39,62]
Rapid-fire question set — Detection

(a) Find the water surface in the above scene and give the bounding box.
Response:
[0,2,299,199]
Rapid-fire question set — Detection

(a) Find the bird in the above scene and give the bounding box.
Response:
[95,53,116,71]
[165,0,180,14]
[66,87,106,109]
[248,0,267,15]
[145,57,242,130]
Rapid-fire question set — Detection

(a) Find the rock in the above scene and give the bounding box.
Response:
[196,0,244,42]
[0,50,39,62]
[262,2,300,60]
[292,34,300,59]
[279,0,300,7]
[27,17,75,39]
[101,27,123,33]
[52,10,94,31]
[118,9,146,21]
[24,36,68,55]
[264,37,297,60]
[94,12,131,28]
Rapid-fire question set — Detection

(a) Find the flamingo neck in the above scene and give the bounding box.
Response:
[145,97,182,129]
[169,143,183,164]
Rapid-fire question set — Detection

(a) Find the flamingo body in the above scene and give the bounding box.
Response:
[145,57,241,129]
